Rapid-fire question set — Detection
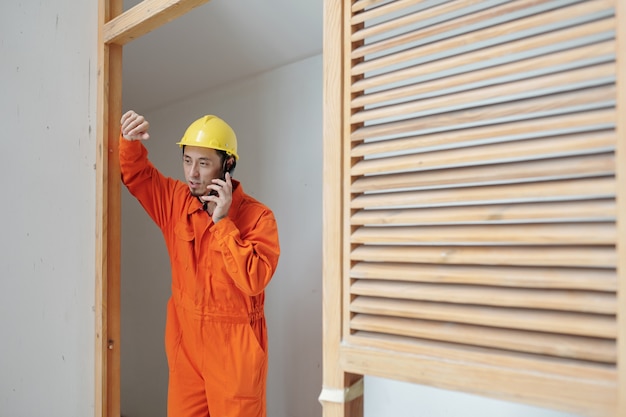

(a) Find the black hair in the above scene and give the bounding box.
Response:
[217,149,237,174]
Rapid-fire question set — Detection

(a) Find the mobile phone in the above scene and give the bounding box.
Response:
[208,160,229,196]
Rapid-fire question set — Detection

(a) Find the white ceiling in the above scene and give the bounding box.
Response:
[122,0,323,111]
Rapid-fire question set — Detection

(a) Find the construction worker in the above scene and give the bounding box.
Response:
[119,110,280,417]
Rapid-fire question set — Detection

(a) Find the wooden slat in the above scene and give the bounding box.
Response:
[353,63,614,124]
[352,109,613,156]
[103,0,210,45]
[352,131,613,176]
[351,86,615,141]
[351,177,614,209]
[352,0,390,14]
[350,296,616,338]
[351,223,615,245]
[352,154,614,193]
[353,40,613,108]
[352,1,613,76]
[350,245,617,268]
[341,338,616,416]
[350,262,618,291]
[349,330,616,381]
[352,18,613,93]
[350,280,616,313]
[351,199,615,225]
[350,314,617,362]
[351,0,428,25]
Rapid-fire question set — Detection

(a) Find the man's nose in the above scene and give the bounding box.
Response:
[190,162,199,177]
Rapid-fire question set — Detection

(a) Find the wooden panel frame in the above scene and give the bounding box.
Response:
[321,0,626,416]
[95,1,210,416]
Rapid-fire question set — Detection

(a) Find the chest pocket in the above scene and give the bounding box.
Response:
[173,221,195,265]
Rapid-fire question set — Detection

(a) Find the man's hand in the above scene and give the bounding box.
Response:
[121,110,150,141]
[199,172,233,223]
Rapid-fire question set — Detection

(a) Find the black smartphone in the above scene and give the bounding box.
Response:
[208,160,229,196]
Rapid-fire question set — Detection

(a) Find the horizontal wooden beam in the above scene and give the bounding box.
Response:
[103,0,210,45]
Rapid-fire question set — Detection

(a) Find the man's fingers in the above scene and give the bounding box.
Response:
[120,111,150,140]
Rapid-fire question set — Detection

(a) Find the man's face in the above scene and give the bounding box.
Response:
[183,145,223,197]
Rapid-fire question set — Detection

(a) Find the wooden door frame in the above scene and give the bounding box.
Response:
[95,1,210,416]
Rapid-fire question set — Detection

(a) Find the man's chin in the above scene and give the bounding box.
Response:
[188,187,204,197]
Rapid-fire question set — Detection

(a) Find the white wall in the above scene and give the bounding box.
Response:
[0,1,97,416]
[365,377,583,417]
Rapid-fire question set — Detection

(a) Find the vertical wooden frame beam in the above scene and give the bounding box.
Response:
[616,0,626,414]
[321,0,344,413]
[96,0,123,416]
[321,0,364,416]
[96,2,214,416]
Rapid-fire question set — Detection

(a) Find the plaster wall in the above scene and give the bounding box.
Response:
[0,1,97,415]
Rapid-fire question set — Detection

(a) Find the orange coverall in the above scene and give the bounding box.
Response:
[119,136,280,417]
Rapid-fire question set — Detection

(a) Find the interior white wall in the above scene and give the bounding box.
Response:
[0,1,97,416]
[364,377,583,417]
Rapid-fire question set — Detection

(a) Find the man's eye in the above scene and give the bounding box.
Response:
[199,161,208,167]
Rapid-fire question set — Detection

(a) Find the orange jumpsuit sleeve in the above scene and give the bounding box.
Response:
[209,205,280,296]
[118,134,178,229]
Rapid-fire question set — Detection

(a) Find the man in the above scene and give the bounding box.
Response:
[119,110,280,417]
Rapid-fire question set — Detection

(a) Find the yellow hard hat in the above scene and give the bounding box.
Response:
[176,115,239,160]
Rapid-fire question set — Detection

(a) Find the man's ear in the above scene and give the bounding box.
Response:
[225,157,235,173]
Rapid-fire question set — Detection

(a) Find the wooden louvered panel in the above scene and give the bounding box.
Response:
[352,109,613,157]
[351,262,617,291]
[350,314,616,362]
[350,280,615,313]
[350,296,615,338]
[350,245,616,268]
[352,177,614,209]
[321,0,623,415]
